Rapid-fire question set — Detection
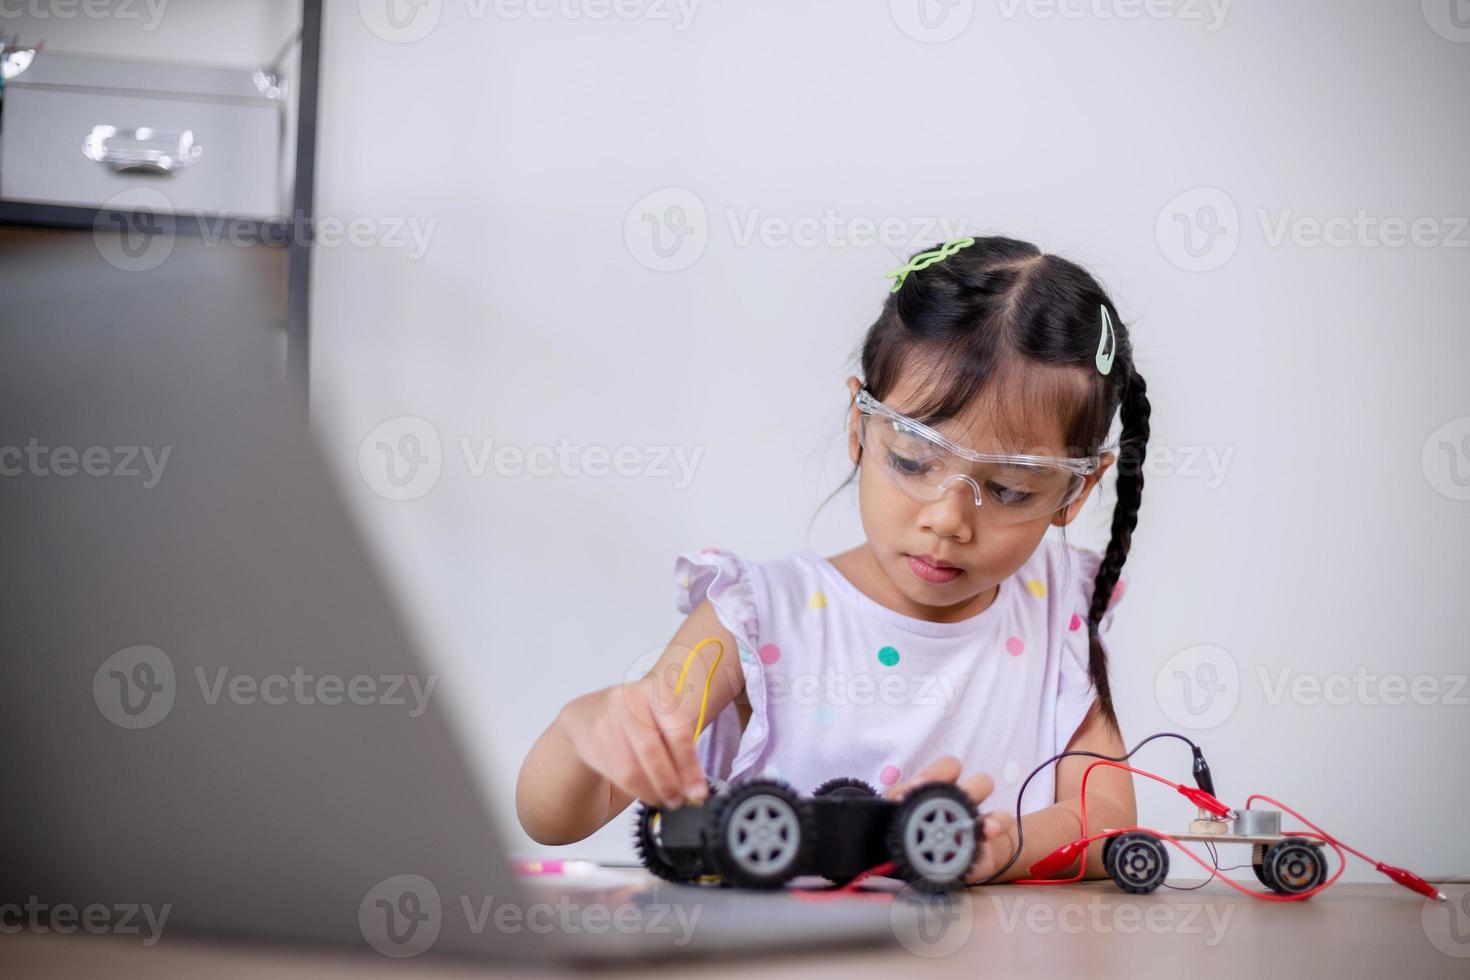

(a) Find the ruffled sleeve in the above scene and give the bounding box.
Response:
[673,547,768,784]
[1054,544,1131,750]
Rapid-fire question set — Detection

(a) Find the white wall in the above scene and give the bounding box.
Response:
[309,0,1470,878]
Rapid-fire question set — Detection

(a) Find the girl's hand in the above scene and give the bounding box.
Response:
[882,756,1017,884]
[556,675,709,812]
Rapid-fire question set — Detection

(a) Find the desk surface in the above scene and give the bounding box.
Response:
[9,875,1468,978]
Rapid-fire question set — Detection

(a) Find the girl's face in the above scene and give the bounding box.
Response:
[844,373,1112,624]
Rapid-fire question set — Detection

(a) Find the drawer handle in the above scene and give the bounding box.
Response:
[82,125,203,175]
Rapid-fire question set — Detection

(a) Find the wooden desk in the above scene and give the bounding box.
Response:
[7,876,1466,978]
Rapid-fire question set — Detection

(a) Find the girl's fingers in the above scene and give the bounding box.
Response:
[966,810,1017,883]
[981,809,1014,841]
[621,715,685,809]
[654,712,708,804]
[883,755,963,799]
[957,772,995,807]
[630,671,708,805]
[918,755,964,783]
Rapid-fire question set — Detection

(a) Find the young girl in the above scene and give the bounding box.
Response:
[516,235,1147,884]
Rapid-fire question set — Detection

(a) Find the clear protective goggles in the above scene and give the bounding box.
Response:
[854,388,1108,524]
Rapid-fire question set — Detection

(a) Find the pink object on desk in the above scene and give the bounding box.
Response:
[513,859,603,877]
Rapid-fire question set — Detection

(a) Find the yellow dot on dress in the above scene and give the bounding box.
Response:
[1026,579,1047,598]
[808,590,827,610]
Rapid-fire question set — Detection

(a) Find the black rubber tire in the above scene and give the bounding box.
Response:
[633,803,693,883]
[813,776,880,799]
[1263,837,1327,897]
[886,782,979,893]
[633,779,722,884]
[812,777,880,885]
[704,779,813,889]
[1102,834,1119,879]
[1251,843,1275,890]
[1109,832,1170,894]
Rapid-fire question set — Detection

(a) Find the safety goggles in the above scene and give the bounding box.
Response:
[853,388,1107,524]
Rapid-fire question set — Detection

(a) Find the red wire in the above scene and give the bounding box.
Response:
[1244,794,1376,864]
[793,860,897,902]
[1012,759,1347,901]
[793,765,1369,902]
[1011,760,1167,885]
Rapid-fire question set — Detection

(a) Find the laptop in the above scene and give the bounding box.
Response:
[0,235,914,964]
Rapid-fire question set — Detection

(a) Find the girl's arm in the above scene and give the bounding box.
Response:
[515,599,748,845]
[885,700,1136,883]
[987,700,1137,882]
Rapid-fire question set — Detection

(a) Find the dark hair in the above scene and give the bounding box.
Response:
[817,236,1149,727]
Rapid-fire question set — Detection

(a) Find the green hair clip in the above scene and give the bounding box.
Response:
[883,237,976,293]
[1096,304,1116,376]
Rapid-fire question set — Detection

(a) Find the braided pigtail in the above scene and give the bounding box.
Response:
[1085,366,1150,727]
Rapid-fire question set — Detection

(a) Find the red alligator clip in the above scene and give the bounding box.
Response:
[1377,863,1446,902]
[1177,785,1232,819]
[1027,838,1091,879]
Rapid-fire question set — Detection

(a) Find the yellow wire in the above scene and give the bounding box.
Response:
[673,637,723,746]
[667,637,726,882]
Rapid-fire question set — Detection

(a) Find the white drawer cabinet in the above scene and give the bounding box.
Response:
[0,52,283,219]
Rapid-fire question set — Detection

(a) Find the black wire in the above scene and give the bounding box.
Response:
[971,731,1200,886]
[1202,837,1259,873]
[1163,877,1213,891]
[1163,840,1222,890]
